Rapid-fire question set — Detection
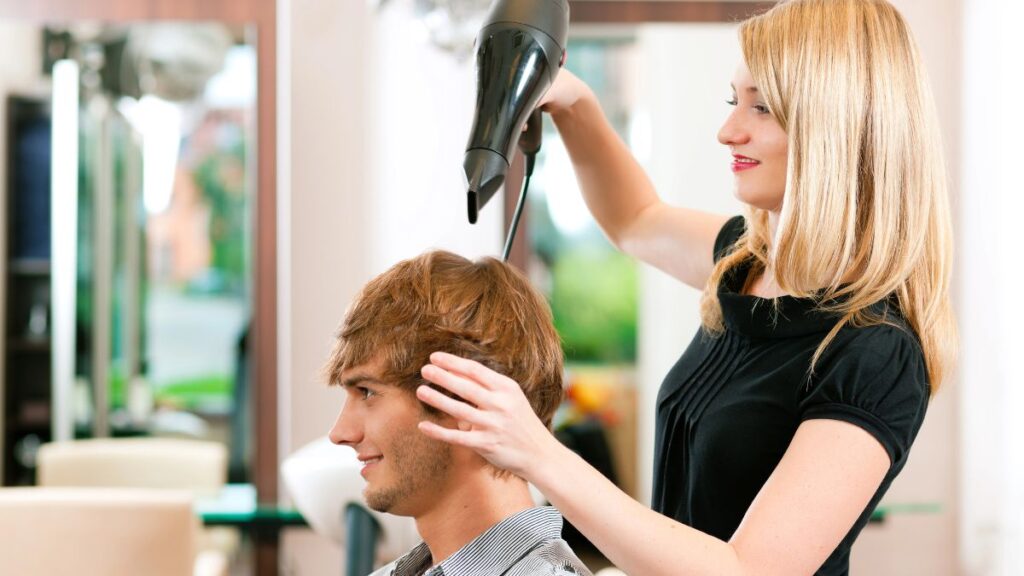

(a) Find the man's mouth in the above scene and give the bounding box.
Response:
[358,454,383,477]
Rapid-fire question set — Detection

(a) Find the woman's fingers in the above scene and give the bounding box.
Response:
[416,385,489,425]
[429,351,515,391]
[420,364,494,407]
[417,420,479,449]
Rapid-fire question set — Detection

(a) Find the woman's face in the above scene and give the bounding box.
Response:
[718,61,788,212]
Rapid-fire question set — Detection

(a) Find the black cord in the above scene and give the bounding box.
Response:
[502,154,536,262]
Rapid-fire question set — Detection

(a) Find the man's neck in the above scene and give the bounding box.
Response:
[413,471,535,566]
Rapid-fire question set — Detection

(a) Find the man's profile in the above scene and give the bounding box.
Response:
[324,250,592,576]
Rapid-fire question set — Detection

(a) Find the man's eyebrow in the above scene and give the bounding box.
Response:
[729,83,759,93]
[338,374,381,388]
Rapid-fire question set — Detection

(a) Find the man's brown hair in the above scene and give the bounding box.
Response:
[324,250,564,427]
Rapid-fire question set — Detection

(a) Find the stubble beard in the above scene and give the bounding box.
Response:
[364,429,452,514]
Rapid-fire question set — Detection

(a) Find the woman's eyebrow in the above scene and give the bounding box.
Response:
[729,83,759,93]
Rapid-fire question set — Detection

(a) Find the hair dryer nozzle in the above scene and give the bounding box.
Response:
[464,148,509,224]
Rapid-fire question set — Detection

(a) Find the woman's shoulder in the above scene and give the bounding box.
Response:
[819,313,926,379]
[800,310,930,465]
[836,301,922,355]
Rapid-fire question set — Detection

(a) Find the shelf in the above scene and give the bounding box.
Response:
[8,258,50,276]
[7,337,50,353]
[5,420,49,434]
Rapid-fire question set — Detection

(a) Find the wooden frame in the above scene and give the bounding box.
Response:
[503,1,777,271]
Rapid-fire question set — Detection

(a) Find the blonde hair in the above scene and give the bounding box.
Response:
[700,0,956,391]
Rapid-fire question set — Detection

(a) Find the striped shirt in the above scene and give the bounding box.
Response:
[369,506,593,576]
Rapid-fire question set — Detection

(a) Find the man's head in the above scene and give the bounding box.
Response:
[324,250,564,516]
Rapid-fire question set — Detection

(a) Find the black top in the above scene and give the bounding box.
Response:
[652,216,929,575]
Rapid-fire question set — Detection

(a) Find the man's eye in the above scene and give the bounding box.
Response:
[356,386,377,400]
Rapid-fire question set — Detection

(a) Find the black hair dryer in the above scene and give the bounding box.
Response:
[463,0,569,224]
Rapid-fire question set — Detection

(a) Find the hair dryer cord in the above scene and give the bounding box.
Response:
[501,153,536,262]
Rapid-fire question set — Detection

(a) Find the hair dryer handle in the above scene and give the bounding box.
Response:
[518,109,543,158]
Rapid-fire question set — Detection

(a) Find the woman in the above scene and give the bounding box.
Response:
[415,0,956,573]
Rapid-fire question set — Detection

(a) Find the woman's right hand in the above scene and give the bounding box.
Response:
[416,352,566,481]
[537,68,595,116]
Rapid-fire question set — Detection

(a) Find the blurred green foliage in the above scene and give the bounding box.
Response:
[156,374,233,410]
[550,247,637,363]
[530,37,640,365]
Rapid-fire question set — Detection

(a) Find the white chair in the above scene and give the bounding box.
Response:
[36,438,233,576]
[0,487,198,576]
[37,437,226,496]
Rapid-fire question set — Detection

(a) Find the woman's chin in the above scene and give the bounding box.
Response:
[733,188,783,212]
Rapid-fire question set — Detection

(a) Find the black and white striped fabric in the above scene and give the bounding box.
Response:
[369,506,593,576]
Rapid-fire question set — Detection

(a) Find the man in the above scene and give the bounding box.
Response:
[324,250,592,576]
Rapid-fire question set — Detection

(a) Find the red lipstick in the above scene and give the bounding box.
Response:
[731,154,760,173]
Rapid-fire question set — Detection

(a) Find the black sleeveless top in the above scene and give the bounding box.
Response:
[652,216,929,575]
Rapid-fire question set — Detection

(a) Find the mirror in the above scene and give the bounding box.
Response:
[1,21,257,485]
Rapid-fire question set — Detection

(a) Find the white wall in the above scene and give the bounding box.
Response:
[370,4,504,270]
[278,0,373,571]
[959,0,1023,574]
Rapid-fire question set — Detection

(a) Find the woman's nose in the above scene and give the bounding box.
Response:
[718,111,750,147]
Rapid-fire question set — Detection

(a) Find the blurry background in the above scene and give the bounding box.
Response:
[0,0,1018,575]
[0,20,258,485]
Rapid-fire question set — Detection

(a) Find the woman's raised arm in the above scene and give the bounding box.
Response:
[541,69,730,290]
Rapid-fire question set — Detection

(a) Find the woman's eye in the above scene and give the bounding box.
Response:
[754,104,770,114]
[726,98,738,106]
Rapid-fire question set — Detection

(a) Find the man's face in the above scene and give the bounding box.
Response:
[328,361,453,516]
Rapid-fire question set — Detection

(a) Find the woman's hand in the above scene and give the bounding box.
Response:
[537,68,595,117]
[416,351,563,479]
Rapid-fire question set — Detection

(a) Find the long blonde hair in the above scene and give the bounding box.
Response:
[700,0,956,391]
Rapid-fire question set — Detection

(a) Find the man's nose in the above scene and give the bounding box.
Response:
[328,399,362,446]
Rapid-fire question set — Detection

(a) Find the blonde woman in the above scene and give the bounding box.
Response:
[415,0,955,574]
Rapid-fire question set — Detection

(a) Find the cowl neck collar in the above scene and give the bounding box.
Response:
[717,259,848,338]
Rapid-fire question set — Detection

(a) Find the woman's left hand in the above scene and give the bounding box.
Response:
[416,351,562,480]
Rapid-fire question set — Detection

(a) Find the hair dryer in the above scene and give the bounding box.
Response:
[463,0,569,224]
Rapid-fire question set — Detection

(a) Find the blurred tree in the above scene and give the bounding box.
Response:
[550,247,637,363]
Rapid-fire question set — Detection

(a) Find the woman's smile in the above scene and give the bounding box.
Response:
[731,154,761,173]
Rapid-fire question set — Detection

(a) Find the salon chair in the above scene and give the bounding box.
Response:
[0,487,198,576]
[37,437,233,576]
